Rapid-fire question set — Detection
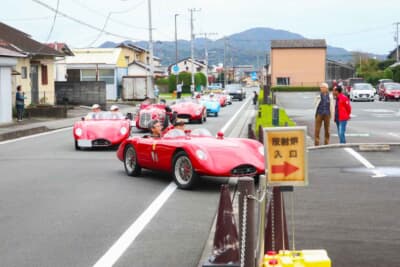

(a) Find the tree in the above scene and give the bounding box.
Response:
[393,66,400,83]
[383,68,394,79]
[168,74,177,93]
[195,72,207,87]
[378,59,396,70]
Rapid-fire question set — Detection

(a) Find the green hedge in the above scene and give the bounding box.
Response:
[272,86,319,92]
[255,104,296,135]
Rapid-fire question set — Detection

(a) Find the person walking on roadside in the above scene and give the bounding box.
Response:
[15,85,26,122]
[252,91,258,105]
[176,82,183,99]
[333,86,352,144]
[314,82,335,146]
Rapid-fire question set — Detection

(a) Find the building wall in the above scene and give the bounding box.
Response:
[0,61,14,123]
[271,48,326,86]
[55,81,106,108]
[12,57,56,105]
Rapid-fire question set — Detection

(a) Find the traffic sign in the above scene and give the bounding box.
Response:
[251,72,257,81]
[172,65,180,74]
[263,126,308,186]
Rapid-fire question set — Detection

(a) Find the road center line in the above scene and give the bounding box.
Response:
[344,147,386,178]
[0,127,72,145]
[92,182,177,267]
[93,97,251,267]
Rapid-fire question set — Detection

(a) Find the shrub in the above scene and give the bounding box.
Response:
[271,86,320,92]
[155,77,169,86]
[383,68,394,80]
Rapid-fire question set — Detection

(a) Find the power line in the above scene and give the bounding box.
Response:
[44,0,60,42]
[32,0,141,41]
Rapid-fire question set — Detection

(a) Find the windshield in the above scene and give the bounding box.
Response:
[163,129,186,138]
[86,111,125,120]
[190,128,213,137]
[385,83,400,90]
[225,84,242,91]
[354,84,373,90]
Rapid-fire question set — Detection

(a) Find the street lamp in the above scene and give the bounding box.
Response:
[175,14,179,89]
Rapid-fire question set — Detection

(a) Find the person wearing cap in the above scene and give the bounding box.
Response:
[314,82,335,146]
[86,104,101,119]
[110,105,123,119]
[174,119,185,131]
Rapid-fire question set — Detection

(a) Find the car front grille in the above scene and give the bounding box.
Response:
[177,114,191,119]
[139,112,152,128]
[231,164,257,177]
[92,139,111,147]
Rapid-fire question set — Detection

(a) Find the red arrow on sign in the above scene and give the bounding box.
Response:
[271,162,299,176]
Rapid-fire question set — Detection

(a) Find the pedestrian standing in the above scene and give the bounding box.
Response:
[154,85,159,99]
[252,91,258,105]
[314,82,335,146]
[15,85,26,122]
[333,86,352,144]
[176,82,183,99]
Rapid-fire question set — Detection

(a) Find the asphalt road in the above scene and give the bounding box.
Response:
[276,92,400,144]
[0,94,253,267]
[285,146,400,267]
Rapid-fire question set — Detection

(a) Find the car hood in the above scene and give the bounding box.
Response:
[74,120,130,141]
[353,90,374,94]
[171,103,202,113]
[386,90,400,94]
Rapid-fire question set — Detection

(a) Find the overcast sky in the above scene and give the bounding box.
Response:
[1,0,399,55]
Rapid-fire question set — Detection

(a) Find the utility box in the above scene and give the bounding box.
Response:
[122,76,147,100]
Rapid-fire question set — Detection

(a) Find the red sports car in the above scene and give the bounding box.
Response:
[117,128,265,189]
[73,111,131,150]
[135,103,170,130]
[170,99,207,124]
[378,82,400,101]
[215,93,227,107]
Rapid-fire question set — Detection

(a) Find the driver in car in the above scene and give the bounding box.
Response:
[149,119,162,138]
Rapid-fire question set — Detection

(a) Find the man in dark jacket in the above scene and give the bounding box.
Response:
[333,86,352,144]
[15,85,25,122]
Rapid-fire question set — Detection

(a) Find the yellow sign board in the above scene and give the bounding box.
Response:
[263,126,308,186]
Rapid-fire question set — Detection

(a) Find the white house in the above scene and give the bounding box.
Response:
[168,58,208,78]
[0,46,26,124]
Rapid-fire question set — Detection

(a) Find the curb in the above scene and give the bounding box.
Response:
[308,143,400,150]
[0,126,48,142]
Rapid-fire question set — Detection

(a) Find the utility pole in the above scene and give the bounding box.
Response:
[395,22,400,62]
[189,8,201,93]
[223,37,227,88]
[147,0,154,98]
[175,14,179,88]
[197,32,218,87]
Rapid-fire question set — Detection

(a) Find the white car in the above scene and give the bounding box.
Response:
[349,83,375,102]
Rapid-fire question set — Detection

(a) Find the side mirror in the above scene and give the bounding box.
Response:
[126,112,133,120]
[217,131,224,139]
[81,117,85,121]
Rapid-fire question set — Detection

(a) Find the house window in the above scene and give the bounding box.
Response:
[81,69,97,81]
[41,65,48,85]
[98,69,115,84]
[277,77,290,86]
[21,66,27,79]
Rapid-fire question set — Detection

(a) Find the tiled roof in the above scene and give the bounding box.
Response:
[0,46,26,57]
[271,39,327,49]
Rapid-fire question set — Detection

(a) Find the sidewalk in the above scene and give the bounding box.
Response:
[0,104,136,142]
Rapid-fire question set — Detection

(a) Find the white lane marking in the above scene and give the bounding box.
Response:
[332,133,370,137]
[220,96,251,134]
[388,132,400,138]
[0,127,72,145]
[344,148,386,178]
[93,98,250,266]
[93,182,177,267]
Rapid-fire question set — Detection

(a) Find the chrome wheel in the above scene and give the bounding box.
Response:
[124,145,141,176]
[172,151,199,189]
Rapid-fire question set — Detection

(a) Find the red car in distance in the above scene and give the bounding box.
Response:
[73,111,131,150]
[378,82,400,101]
[215,93,228,107]
[170,98,207,124]
[135,103,171,130]
[117,128,265,189]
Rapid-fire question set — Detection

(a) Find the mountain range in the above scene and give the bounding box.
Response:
[99,27,383,67]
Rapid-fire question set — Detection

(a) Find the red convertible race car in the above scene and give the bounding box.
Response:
[73,111,132,150]
[170,98,207,124]
[117,128,265,189]
[135,103,171,130]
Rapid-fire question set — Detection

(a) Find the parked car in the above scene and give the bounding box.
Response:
[73,111,132,150]
[117,128,265,189]
[225,84,246,101]
[376,79,393,94]
[349,83,375,102]
[378,82,400,101]
[343,78,365,95]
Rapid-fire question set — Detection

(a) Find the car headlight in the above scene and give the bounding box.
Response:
[75,128,82,137]
[196,149,207,160]
[120,127,128,135]
[258,146,264,156]
[195,109,202,115]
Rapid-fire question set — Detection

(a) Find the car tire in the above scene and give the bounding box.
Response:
[74,140,80,150]
[124,145,141,176]
[384,96,387,102]
[215,112,219,117]
[203,113,207,122]
[172,151,199,189]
